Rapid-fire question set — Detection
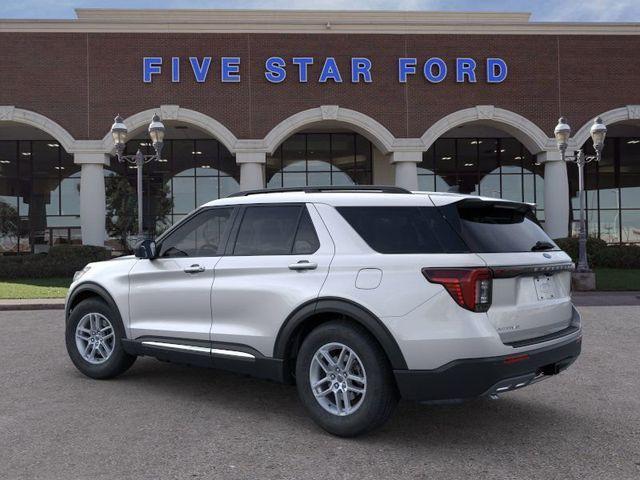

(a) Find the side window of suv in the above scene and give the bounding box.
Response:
[159,207,234,258]
[232,205,320,256]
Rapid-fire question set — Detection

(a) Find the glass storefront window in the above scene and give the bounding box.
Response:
[569,136,640,243]
[420,137,543,218]
[108,138,239,236]
[0,139,81,253]
[266,133,372,188]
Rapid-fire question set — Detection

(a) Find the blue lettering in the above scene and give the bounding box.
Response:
[424,57,447,83]
[319,57,342,83]
[351,57,372,83]
[171,57,180,83]
[487,58,508,83]
[221,57,241,82]
[143,57,162,83]
[456,58,477,83]
[189,57,211,83]
[265,56,287,83]
[292,57,314,82]
[398,58,417,83]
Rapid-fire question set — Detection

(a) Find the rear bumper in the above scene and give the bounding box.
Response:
[394,334,581,402]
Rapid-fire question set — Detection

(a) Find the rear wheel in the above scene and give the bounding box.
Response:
[65,298,136,379]
[295,320,398,437]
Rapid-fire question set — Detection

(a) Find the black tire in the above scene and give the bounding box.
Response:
[295,320,398,437]
[65,297,136,379]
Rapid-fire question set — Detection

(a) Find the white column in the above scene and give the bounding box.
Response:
[237,151,266,191]
[538,151,569,239]
[390,151,422,191]
[75,152,109,246]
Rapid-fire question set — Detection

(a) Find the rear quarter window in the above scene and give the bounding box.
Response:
[337,206,468,254]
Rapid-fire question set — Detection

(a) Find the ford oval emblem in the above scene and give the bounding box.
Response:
[543,253,552,259]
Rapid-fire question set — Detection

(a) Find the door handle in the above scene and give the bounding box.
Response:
[184,264,205,274]
[288,260,318,271]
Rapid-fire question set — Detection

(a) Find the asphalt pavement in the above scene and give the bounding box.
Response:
[1,307,639,480]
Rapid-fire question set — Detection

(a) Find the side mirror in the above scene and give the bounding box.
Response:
[135,239,158,259]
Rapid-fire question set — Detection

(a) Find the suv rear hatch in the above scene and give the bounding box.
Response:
[434,196,575,345]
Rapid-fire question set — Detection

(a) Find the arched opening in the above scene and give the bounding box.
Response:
[0,122,80,253]
[107,121,239,250]
[419,123,545,222]
[572,120,640,244]
[263,106,396,189]
[266,126,379,189]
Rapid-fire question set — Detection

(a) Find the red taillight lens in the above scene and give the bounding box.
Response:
[422,267,492,312]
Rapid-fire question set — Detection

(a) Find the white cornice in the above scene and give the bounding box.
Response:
[0,9,639,35]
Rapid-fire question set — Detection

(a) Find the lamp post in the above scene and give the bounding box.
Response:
[110,114,165,236]
[554,116,607,273]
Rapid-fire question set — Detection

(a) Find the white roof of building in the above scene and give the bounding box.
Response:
[1,9,639,35]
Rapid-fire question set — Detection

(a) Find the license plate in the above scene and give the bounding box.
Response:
[534,275,556,301]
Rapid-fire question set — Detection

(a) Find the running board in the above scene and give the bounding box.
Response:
[121,338,285,383]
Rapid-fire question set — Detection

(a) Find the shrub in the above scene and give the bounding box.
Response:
[554,237,608,265]
[0,245,111,280]
[592,245,640,269]
[555,237,640,269]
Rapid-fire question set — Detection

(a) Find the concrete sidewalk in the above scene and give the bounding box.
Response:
[1,291,639,311]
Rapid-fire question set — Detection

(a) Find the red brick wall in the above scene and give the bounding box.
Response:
[1,32,639,142]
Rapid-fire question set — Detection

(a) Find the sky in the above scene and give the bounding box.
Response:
[1,0,640,22]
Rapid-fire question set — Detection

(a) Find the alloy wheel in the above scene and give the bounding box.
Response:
[309,342,367,416]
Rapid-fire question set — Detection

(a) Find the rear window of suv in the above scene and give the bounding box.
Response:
[439,200,559,253]
[337,206,469,254]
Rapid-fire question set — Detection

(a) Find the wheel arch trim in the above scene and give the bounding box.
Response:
[65,282,121,328]
[273,297,408,370]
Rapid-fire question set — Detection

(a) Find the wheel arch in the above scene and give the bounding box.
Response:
[65,282,121,328]
[274,297,408,380]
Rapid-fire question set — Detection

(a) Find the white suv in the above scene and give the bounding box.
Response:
[65,186,581,437]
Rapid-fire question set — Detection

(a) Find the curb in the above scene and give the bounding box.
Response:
[0,300,65,312]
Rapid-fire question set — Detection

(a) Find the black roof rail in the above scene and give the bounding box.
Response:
[227,185,412,197]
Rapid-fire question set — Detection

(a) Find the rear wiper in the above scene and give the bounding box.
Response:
[531,241,555,251]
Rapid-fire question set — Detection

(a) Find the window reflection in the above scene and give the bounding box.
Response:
[266,133,372,188]
[569,137,640,243]
[0,139,79,253]
[419,137,544,221]
[109,138,240,233]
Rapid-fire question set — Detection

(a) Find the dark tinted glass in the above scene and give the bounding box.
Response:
[337,207,468,254]
[234,205,302,255]
[160,207,233,257]
[441,200,557,253]
[292,208,320,254]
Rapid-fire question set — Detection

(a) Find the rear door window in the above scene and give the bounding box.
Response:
[232,204,320,256]
[439,200,558,253]
[337,206,468,254]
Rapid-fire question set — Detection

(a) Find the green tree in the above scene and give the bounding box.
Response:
[0,201,20,252]
[105,175,173,252]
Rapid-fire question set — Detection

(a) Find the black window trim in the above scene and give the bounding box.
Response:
[225,202,320,257]
[156,205,238,258]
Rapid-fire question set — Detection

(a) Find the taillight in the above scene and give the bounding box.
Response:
[422,267,492,312]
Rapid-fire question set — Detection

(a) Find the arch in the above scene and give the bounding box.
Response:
[100,105,239,154]
[420,105,552,154]
[0,106,76,153]
[263,106,396,155]
[572,105,640,148]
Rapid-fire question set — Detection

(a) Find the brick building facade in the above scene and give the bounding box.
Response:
[1,9,639,250]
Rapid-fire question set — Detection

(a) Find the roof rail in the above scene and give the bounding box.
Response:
[227,185,411,197]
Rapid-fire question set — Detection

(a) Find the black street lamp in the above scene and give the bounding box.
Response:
[554,116,607,273]
[110,114,166,236]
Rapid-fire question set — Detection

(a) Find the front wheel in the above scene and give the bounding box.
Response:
[65,297,136,379]
[295,320,398,437]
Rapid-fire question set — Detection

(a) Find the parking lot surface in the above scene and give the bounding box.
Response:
[1,307,639,480]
